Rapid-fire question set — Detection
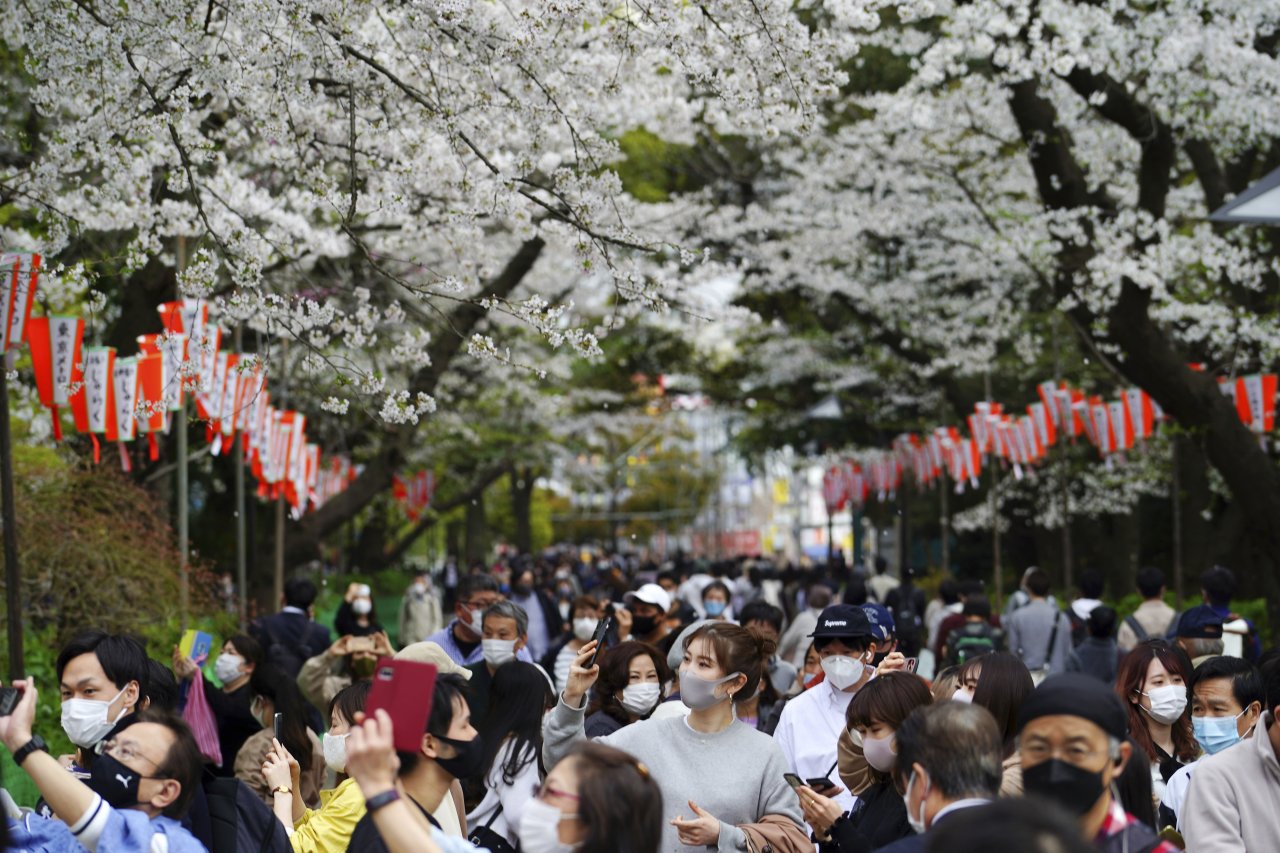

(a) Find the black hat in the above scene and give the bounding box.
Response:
[810,604,874,639]
[1017,674,1128,740]
[1174,605,1224,640]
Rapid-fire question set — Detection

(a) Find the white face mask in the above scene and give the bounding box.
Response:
[468,608,486,636]
[323,732,348,773]
[572,618,599,642]
[820,655,866,691]
[1140,684,1188,725]
[61,685,131,749]
[412,582,428,596]
[352,598,372,615]
[518,796,577,853]
[483,638,517,668]
[214,653,245,684]
[862,731,897,773]
[952,687,974,704]
[620,683,662,716]
[902,769,929,834]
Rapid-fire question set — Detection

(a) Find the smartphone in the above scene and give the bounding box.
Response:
[586,614,614,669]
[366,658,438,752]
[807,777,837,790]
[0,686,21,716]
[273,712,283,740]
[905,657,918,674]
[347,635,376,654]
[783,772,804,790]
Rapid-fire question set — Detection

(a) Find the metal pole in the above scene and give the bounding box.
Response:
[273,340,289,605]
[176,237,190,632]
[984,372,1002,605]
[1171,436,1183,608]
[827,511,834,566]
[233,325,247,626]
[1053,317,1073,590]
[939,469,950,575]
[1,358,25,681]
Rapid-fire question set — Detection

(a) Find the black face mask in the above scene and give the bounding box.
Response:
[88,752,148,809]
[1023,758,1107,816]
[630,612,658,637]
[434,732,486,780]
[511,583,532,597]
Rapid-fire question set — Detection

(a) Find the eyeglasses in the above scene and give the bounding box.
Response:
[101,738,164,774]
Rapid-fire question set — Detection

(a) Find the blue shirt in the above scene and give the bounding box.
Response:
[9,798,206,853]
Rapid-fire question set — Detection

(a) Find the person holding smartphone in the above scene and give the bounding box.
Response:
[795,672,933,851]
[544,621,805,851]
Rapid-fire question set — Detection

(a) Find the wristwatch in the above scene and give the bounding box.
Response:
[13,735,48,767]
[365,788,401,813]
[272,785,293,796]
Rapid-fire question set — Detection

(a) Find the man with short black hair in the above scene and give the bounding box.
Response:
[1006,569,1070,681]
[1066,606,1119,685]
[1181,565,1259,660]
[740,600,798,694]
[1181,658,1280,850]
[55,630,150,764]
[1160,656,1263,831]
[779,584,832,670]
[1118,567,1177,653]
[2,684,206,852]
[942,595,1005,667]
[867,556,899,604]
[1018,673,1178,852]
[871,702,1003,852]
[249,577,333,677]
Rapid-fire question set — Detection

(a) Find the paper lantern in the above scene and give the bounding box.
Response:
[26,316,84,440]
[70,346,118,463]
[1,252,40,350]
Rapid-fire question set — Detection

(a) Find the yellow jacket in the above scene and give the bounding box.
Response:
[289,777,366,853]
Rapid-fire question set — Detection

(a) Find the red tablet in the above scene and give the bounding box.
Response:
[366,658,438,752]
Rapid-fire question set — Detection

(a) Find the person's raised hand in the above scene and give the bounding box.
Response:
[170,646,199,681]
[613,605,632,638]
[0,678,37,753]
[796,785,844,835]
[562,640,601,706]
[261,745,293,790]
[345,708,400,795]
[670,801,721,846]
[326,635,351,658]
[875,651,908,678]
[371,632,395,658]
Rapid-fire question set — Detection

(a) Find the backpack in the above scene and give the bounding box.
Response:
[1067,609,1088,648]
[260,618,314,678]
[1124,614,1150,643]
[203,775,291,853]
[946,622,1002,666]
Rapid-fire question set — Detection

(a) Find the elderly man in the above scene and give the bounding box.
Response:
[464,600,533,723]
[1018,673,1179,852]
[869,702,1003,852]
[1171,605,1225,667]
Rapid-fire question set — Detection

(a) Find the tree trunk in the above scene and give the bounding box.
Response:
[511,466,535,555]
[464,497,488,566]
[284,238,545,568]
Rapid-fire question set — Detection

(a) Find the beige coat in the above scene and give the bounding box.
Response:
[1183,711,1280,852]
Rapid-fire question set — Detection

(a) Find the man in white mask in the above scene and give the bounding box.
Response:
[464,601,533,724]
[398,571,444,645]
[54,630,150,772]
[774,604,879,819]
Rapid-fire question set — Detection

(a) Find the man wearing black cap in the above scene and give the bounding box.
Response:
[773,604,881,819]
[1171,605,1225,667]
[1018,674,1179,852]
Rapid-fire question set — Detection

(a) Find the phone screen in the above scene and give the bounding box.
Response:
[783,772,804,790]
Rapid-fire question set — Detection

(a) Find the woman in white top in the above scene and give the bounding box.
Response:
[553,597,603,690]
[467,661,554,846]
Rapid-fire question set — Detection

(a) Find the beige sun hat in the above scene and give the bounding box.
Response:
[393,641,472,680]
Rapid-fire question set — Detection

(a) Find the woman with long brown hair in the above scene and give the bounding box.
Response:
[1115,639,1198,799]
[956,652,1035,795]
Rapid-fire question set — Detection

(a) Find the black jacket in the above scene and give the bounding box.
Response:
[248,611,332,676]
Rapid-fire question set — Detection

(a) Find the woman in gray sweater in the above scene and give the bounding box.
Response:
[543,621,805,851]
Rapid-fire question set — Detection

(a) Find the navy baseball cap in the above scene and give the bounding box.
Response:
[810,604,874,639]
[1174,605,1224,639]
[860,603,896,641]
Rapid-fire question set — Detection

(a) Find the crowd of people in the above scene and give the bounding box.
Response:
[1,549,1277,853]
